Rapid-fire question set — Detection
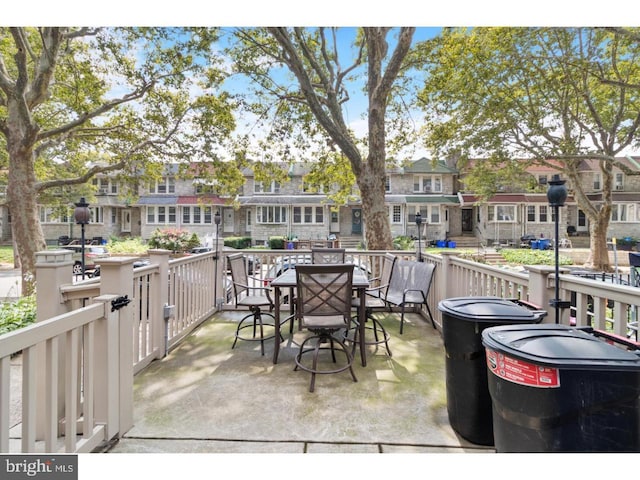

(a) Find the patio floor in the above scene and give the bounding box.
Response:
[105,309,495,454]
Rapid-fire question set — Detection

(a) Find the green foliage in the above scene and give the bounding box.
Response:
[107,237,149,255]
[500,248,573,266]
[147,228,199,253]
[0,246,14,265]
[268,236,286,249]
[393,236,415,250]
[0,295,37,336]
[616,236,638,247]
[224,237,252,249]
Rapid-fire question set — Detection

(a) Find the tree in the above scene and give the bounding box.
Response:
[226,27,416,250]
[416,27,640,270]
[0,27,237,295]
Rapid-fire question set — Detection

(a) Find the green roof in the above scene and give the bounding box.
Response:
[405,195,459,204]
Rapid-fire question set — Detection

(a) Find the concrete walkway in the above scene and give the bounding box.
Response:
[105,310,495,454]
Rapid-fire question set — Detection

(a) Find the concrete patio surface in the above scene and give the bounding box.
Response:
[105,309,495,455]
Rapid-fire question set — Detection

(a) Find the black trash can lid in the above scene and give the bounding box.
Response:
[437,296,547,323]
[482,324,640,371]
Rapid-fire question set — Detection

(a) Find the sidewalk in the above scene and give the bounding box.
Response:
[0,267,21,300]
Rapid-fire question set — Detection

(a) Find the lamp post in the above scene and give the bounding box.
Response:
[547,175,570,323]
[214,210,221,308]
[73,197,90,280]
[415,211,423,262]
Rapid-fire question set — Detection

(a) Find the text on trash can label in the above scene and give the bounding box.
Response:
[486,349,560,388]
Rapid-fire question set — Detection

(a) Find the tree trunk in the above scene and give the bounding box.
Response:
[6,105,46,296]
[358,163,392,250]
[585,207,612,272]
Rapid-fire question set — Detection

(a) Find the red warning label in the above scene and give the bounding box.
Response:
[486,348,560,388]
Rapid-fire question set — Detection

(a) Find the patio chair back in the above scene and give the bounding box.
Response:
[311,247,346,264]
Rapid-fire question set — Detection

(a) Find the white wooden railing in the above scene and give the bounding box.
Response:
[2,244,639,453]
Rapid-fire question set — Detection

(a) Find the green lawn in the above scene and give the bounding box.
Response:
[0,246,14,265]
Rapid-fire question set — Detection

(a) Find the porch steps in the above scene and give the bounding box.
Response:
[482,251,507,265]
[446,235,481,249]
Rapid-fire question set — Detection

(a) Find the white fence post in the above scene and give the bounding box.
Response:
[148,249,171,359]
[34,250,74,439]
[98,257,135,436]
[526,265,557,323]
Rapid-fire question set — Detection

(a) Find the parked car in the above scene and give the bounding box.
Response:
[61,244,110,275]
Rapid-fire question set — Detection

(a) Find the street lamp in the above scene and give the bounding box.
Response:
[547,175,570,323]
[214,210,221,308]
[415,211,423,262]
[73,197,90,280]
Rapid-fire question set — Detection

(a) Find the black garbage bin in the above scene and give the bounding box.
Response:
[437,296,547,446]
[482,324,640,452]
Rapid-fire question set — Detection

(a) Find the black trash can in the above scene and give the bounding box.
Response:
[482,324,640,452]
[437,296,547,445]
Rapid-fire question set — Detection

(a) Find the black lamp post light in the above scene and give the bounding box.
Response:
[74,197,90,280]
[547,175,571,323]
[415,211,423,262]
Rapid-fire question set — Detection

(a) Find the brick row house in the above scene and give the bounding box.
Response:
[1,156,638,248]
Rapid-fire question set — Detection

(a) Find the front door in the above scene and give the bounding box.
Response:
[121,209,131,233]
[351,208,362,235]
[223,208,234,234]
[577,209,588,233]
[462,208,473,233]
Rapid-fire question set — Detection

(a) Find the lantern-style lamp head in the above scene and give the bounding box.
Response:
[415,211,422,226]
[214,210,221,226]
[547,175,568,207]
[74,197,90,225]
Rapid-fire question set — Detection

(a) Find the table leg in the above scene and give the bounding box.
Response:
[273,286,281,364]
[358,286,367,367]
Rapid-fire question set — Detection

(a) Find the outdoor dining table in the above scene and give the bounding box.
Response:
[270,265,371,367]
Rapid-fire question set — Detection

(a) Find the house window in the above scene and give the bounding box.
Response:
[93,177,118,194]
[407,205,441,224]
[385,176,391,193]
[539,205,548,223]
[39,206,71,223]
[148,177,175,194]
[593,173,601,191]
[413,175,442,193]
[538,175,548,185]
[611,204,637,222]
[488,205,516,222]
[615,173,624,190]
[391,205,402,224]
[147,206,176,224]
[254,181,280,194]
[292,206,324,224]
[527,205,536,222]
[256,205,287,224]
[181,206,213,224]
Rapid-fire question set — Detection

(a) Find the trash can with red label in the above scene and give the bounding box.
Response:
[482,324,640,452]
[437,296,547,446]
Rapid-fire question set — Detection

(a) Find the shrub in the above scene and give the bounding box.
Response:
[107,237,149,255]
[0,295,36,335]
[269,236,286,249]
[500,248,573,266]
[147,228,199,253]
[224,236,252,249]
[393,235,415,250]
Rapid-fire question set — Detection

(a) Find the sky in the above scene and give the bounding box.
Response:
[9,0,640,26]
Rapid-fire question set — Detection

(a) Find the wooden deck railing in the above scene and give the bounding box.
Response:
[2,243,639,453]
